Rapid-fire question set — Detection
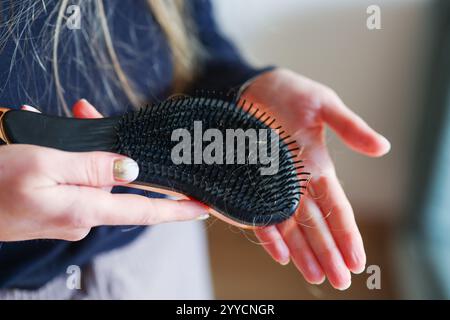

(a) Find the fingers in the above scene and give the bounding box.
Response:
[277,216,326,285]
[72,99,103,118]
[321,92,390,157]
[298,197,352,290]
[68,186,209,226]
[310,175,366,274]
[255,226,290,265]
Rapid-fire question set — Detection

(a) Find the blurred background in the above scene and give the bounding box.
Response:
[205,0,449,299]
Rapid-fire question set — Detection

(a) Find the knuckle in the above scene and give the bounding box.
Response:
[11,180,31,198]
[137,201,158,225]
[23,150,47,174]
[71,213,91,229]
[339,229,358,247]
[54,210,91,229]
[6,148,59,189]
[84,152,103,186]
[139,210,156,225]
[10,177,41,204]
[316,247,336,261]
[53,191,92,228]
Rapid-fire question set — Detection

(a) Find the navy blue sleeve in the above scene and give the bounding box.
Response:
[188,0,273,93]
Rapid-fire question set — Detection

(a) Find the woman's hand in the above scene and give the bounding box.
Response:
[0,100,209,242]
[243,69,390,290]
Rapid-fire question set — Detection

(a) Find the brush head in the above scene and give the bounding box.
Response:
[114,96,306,227]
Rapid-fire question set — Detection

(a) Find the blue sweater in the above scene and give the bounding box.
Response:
[0,0,266,289]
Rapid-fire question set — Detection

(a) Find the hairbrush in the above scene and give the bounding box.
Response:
[0,96,308,228]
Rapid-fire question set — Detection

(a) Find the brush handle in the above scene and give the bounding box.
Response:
[0,109,120,152]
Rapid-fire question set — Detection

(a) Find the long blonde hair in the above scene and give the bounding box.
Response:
[1,0,203,116]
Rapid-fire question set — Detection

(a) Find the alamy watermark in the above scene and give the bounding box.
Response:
[66,264,81,290]
[171,121,280,175]
[367,5,382,30]
[366,264,381,290]
[66,5,81,30]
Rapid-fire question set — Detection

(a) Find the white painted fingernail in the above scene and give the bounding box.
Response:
[196,214,210,221]
[276,242,290,266]
[80,99,94,108]
[353,265,366,275]
[337,280,352,291]
[21,105,39,112]
[279,257,290,266]
[316,276,326,285]
[113,158,139,182]
[380,135,391,153]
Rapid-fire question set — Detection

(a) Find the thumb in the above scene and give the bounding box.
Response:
[50,149,139,187]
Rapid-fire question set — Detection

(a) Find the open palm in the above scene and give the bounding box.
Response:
[242,69,390,290]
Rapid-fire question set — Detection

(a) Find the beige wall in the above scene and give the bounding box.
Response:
[213,0,433,218]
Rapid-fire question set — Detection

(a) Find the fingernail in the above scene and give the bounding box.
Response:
[353,265,365,275]
[380,135,391,154]
[349,244,366,274]
[330,258,353,290]
[21,105,39,112]
[307,261,325,282]
[276,242,290,266]
[337,280,352,291]
[79,99,96,110]
[196,214,210,221]
[113,158,139,182]
[279,256,290,266]
[335,268,352,291]
[309,275,326,285]
[80,98,91,105]
[316,276,326,285]
[350,250,365,274]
